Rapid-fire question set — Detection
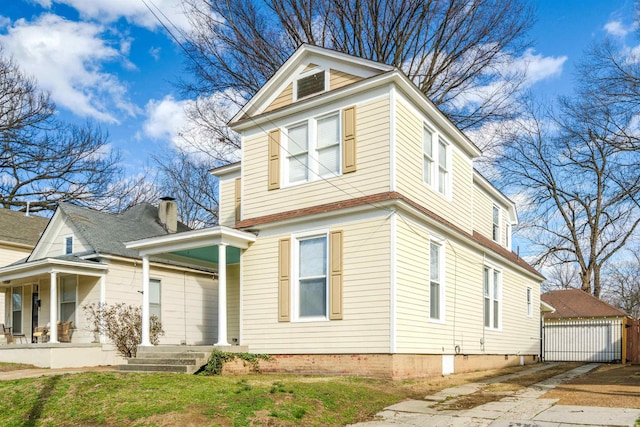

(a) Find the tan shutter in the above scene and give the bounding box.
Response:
[268,129,281,190]
[278,238,291,322]
[342,106,357,174]
[329,230,343,320]
[234,177,241,223]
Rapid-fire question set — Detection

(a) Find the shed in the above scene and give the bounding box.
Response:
[541,289,628,362]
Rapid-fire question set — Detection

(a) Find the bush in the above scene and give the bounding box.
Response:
[199,350,271,375]
[83,303,164,358]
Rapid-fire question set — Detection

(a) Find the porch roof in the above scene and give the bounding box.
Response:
[0,256,107,282]
[124,226,257,263]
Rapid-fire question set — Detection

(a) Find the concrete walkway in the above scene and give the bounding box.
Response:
[350,363,640,427]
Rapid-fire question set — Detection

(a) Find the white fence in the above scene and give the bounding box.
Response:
[542,319,623,362]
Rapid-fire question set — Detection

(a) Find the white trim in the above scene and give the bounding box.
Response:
[389,88,397,192]
[526,286,533,317]
[428,237,446,324]
[230,44,393,122]
[141,255,151,346]
[291,230,330,322]
[483,263,502,332]
[10,285,23,335]
[492,205,501,243]
[473,171,518,226]
[293,67,329,102]
[125,226,257,255]
[0,258,107,283]
[390,212,397,353]
[210,162,241,177]
[58,274,77,326]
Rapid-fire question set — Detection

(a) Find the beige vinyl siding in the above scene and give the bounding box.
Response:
[218,177,236,227]
[264,83,293,113]
[395,217,540,355]
[482,265,540,355]
[394,100,474,233]
[242,96,391,219]
[241,215,392,353]
[0,245,31,266]
[330,69,363,91]
[105,261,218,345]
[473,185,509,245]
[41,216,91,257]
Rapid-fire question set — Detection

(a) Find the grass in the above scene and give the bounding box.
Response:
[0,363,574,426]
[0,362,38,372]
[0,372,405,426]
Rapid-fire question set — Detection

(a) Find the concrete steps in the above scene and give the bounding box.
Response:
[119,346,214,374]
[118,345,250,374]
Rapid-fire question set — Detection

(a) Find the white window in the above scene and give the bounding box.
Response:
[59,276,76,324]
[492,206,500,242]
[65,236,73,255]
[150,279,161,320]
[506,223,512,250]
[11,286,22,334]
[484,266,501,329]
[294,234,328,320]
[285,112,341,185]
[422,125,450,196]
[527,287,532,317]
[295,70,326,100]
[429,241,444,321]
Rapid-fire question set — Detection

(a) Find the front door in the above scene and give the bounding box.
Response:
[31,292,39,343]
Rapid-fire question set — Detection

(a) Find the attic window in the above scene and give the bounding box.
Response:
[296,71,325,99]
[65,236,73,255]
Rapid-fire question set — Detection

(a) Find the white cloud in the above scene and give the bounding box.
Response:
[142,95,188,142]
[141,91,243,162]
[38,0,192,33]
[0,14,138,122]
[604,20,632,37]
[517,49,567,86]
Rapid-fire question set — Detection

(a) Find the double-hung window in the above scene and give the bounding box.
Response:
[429,241,444,321]
[11,286,22,334]
[150,279,161,320]
[295,234,328,320]
[285,112,341,185]
[492,206,500,242]
[60,276,76,324]
[483,266,501,329]
[423,125,450,196]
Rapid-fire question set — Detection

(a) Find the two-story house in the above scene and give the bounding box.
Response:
[127,44,543,378]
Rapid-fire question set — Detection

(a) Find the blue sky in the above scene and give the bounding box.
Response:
[0,0,636,176]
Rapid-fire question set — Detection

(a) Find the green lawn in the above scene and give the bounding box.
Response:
[0,372,405,426]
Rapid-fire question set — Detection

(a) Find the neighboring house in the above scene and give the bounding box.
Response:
[541,289,628,363]
[126,44,544,378]
[0,209,49,322]
[0,200,217,367]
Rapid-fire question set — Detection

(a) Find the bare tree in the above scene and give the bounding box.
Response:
[0,49,140,213]
[181,0,534,131]
[154,149,219,229]
[601,254,640,317]
[497,38,640,297]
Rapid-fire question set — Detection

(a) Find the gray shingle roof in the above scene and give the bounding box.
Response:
[58,202,190,259]
[0,209,49,246]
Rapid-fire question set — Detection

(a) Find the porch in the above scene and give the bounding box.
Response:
[0,342,125,368]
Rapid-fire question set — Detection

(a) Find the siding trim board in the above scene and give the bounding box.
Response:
[237,191,542,280]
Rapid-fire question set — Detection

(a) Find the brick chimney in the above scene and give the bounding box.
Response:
[158,196,177,234]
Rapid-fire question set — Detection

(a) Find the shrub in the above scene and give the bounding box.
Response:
[199,350,271,375]
[83,303,164,358]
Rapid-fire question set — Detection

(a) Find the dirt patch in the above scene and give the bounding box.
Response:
[543,364,640,408]
[436,363,583,411]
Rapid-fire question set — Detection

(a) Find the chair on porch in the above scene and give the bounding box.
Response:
[1,324,25,344]
[45,321,73,343]
[33,326,48,343]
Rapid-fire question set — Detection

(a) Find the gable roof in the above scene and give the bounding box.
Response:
[49,202,190,260]
[541,289,628,319]
[0,209,49,247]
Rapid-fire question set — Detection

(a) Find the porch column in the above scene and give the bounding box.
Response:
[141,255,151,346]
[215,243,229,346]
[49,271,58,343]
[99,274,106,344]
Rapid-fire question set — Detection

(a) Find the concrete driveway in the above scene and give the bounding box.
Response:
[350,363,640,427]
